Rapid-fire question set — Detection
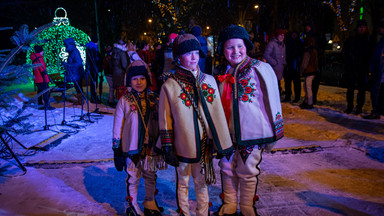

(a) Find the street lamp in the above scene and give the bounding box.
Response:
[148,18,152,23]
[254,5,259,9]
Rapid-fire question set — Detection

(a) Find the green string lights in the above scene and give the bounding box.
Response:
[26,7,89,78]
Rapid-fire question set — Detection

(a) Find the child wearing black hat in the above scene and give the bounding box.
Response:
[158,33,233,216]
[113,60,165,216]
[214,25,284,216]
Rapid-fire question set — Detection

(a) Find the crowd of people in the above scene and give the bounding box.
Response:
[30,17,384,216]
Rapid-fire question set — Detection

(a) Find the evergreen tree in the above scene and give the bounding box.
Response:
[0,22,60,134]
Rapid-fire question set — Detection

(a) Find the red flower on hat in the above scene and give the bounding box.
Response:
[241,79,248,86]
[202,83,209,90]
[242,94,249,101]
[208,88,215,94]
[207,95,213,103]
[245,86,252,94]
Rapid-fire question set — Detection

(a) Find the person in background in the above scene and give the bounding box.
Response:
[364,17,384,119]
[151,43,164,92]
[303,22,325,105]
[215,25,283,216]
[30,45,55,110]
[342,19,375,115]
[283,31,303,103]
[86,35,101,103]
[299,37,318,109]
[205,50,213,75]
[137,40,152,65]
[263,29,286,94]
[163,33,177,74]
[159,33,232,216]
[63,37,85,105]
[113,60,165,216]
[191,25,208,73]
[137,40,157,92]
[112,39,128,100]
[102,46,115,106]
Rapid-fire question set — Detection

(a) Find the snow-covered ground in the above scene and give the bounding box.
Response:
[0,83,383,216]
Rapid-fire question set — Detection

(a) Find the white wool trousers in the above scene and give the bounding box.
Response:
[176,162,209,216]
[125,157,158,215]
[218,145,263,216]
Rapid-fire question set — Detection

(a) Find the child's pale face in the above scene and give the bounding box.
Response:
[223,38,247,67]
[130,75,147,92]
[178,50,200,71]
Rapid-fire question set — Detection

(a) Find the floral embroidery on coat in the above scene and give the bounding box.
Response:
[179,87,193,108]
[238,77,256,103]
[200,83,216,104]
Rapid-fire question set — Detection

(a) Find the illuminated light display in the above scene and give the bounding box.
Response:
[323,0,357,31]
[26,7,90,78]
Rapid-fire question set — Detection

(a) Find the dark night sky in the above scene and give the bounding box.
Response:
[1,0,97,49]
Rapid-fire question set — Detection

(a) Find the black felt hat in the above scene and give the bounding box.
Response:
[172,33,206,60]
[126,60,152,87]
[218,25,254,54]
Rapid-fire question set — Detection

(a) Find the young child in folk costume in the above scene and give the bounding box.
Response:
[214,25,284,216]
[113,60,165,216]
[159,33,233,216]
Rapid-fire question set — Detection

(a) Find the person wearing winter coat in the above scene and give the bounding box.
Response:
[342,19,374,115]
[365,17,384,119]
[191,25,208,73]
[30,45,55,110]
[63,37,85,105]
[215,25,284,216]
[299,37,318,109]
[159,33,233,216]
[113,60,165,216]
[102,46,115,106]
[112,39,128,100]
[263,29,286,93]
[86,35,101,103]
[283,31,303,103]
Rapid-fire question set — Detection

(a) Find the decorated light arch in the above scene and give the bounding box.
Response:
[26,7,90,78]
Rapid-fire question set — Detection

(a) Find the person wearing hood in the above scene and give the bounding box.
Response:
[191,25,208,73]
[63,37,85,105]
[158,33,233,216]
[112,39,129,100]
[30,45,55,110]
[342,19,375,115]
[299,37,318,109]
[364,17,384,119]
[86,35,101,103]
[283,31,303,103]
[263,29,286,94]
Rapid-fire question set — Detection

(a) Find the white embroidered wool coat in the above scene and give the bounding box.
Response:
[159,68,233,163]
[113,90,160,156]
[216,56,284,149]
